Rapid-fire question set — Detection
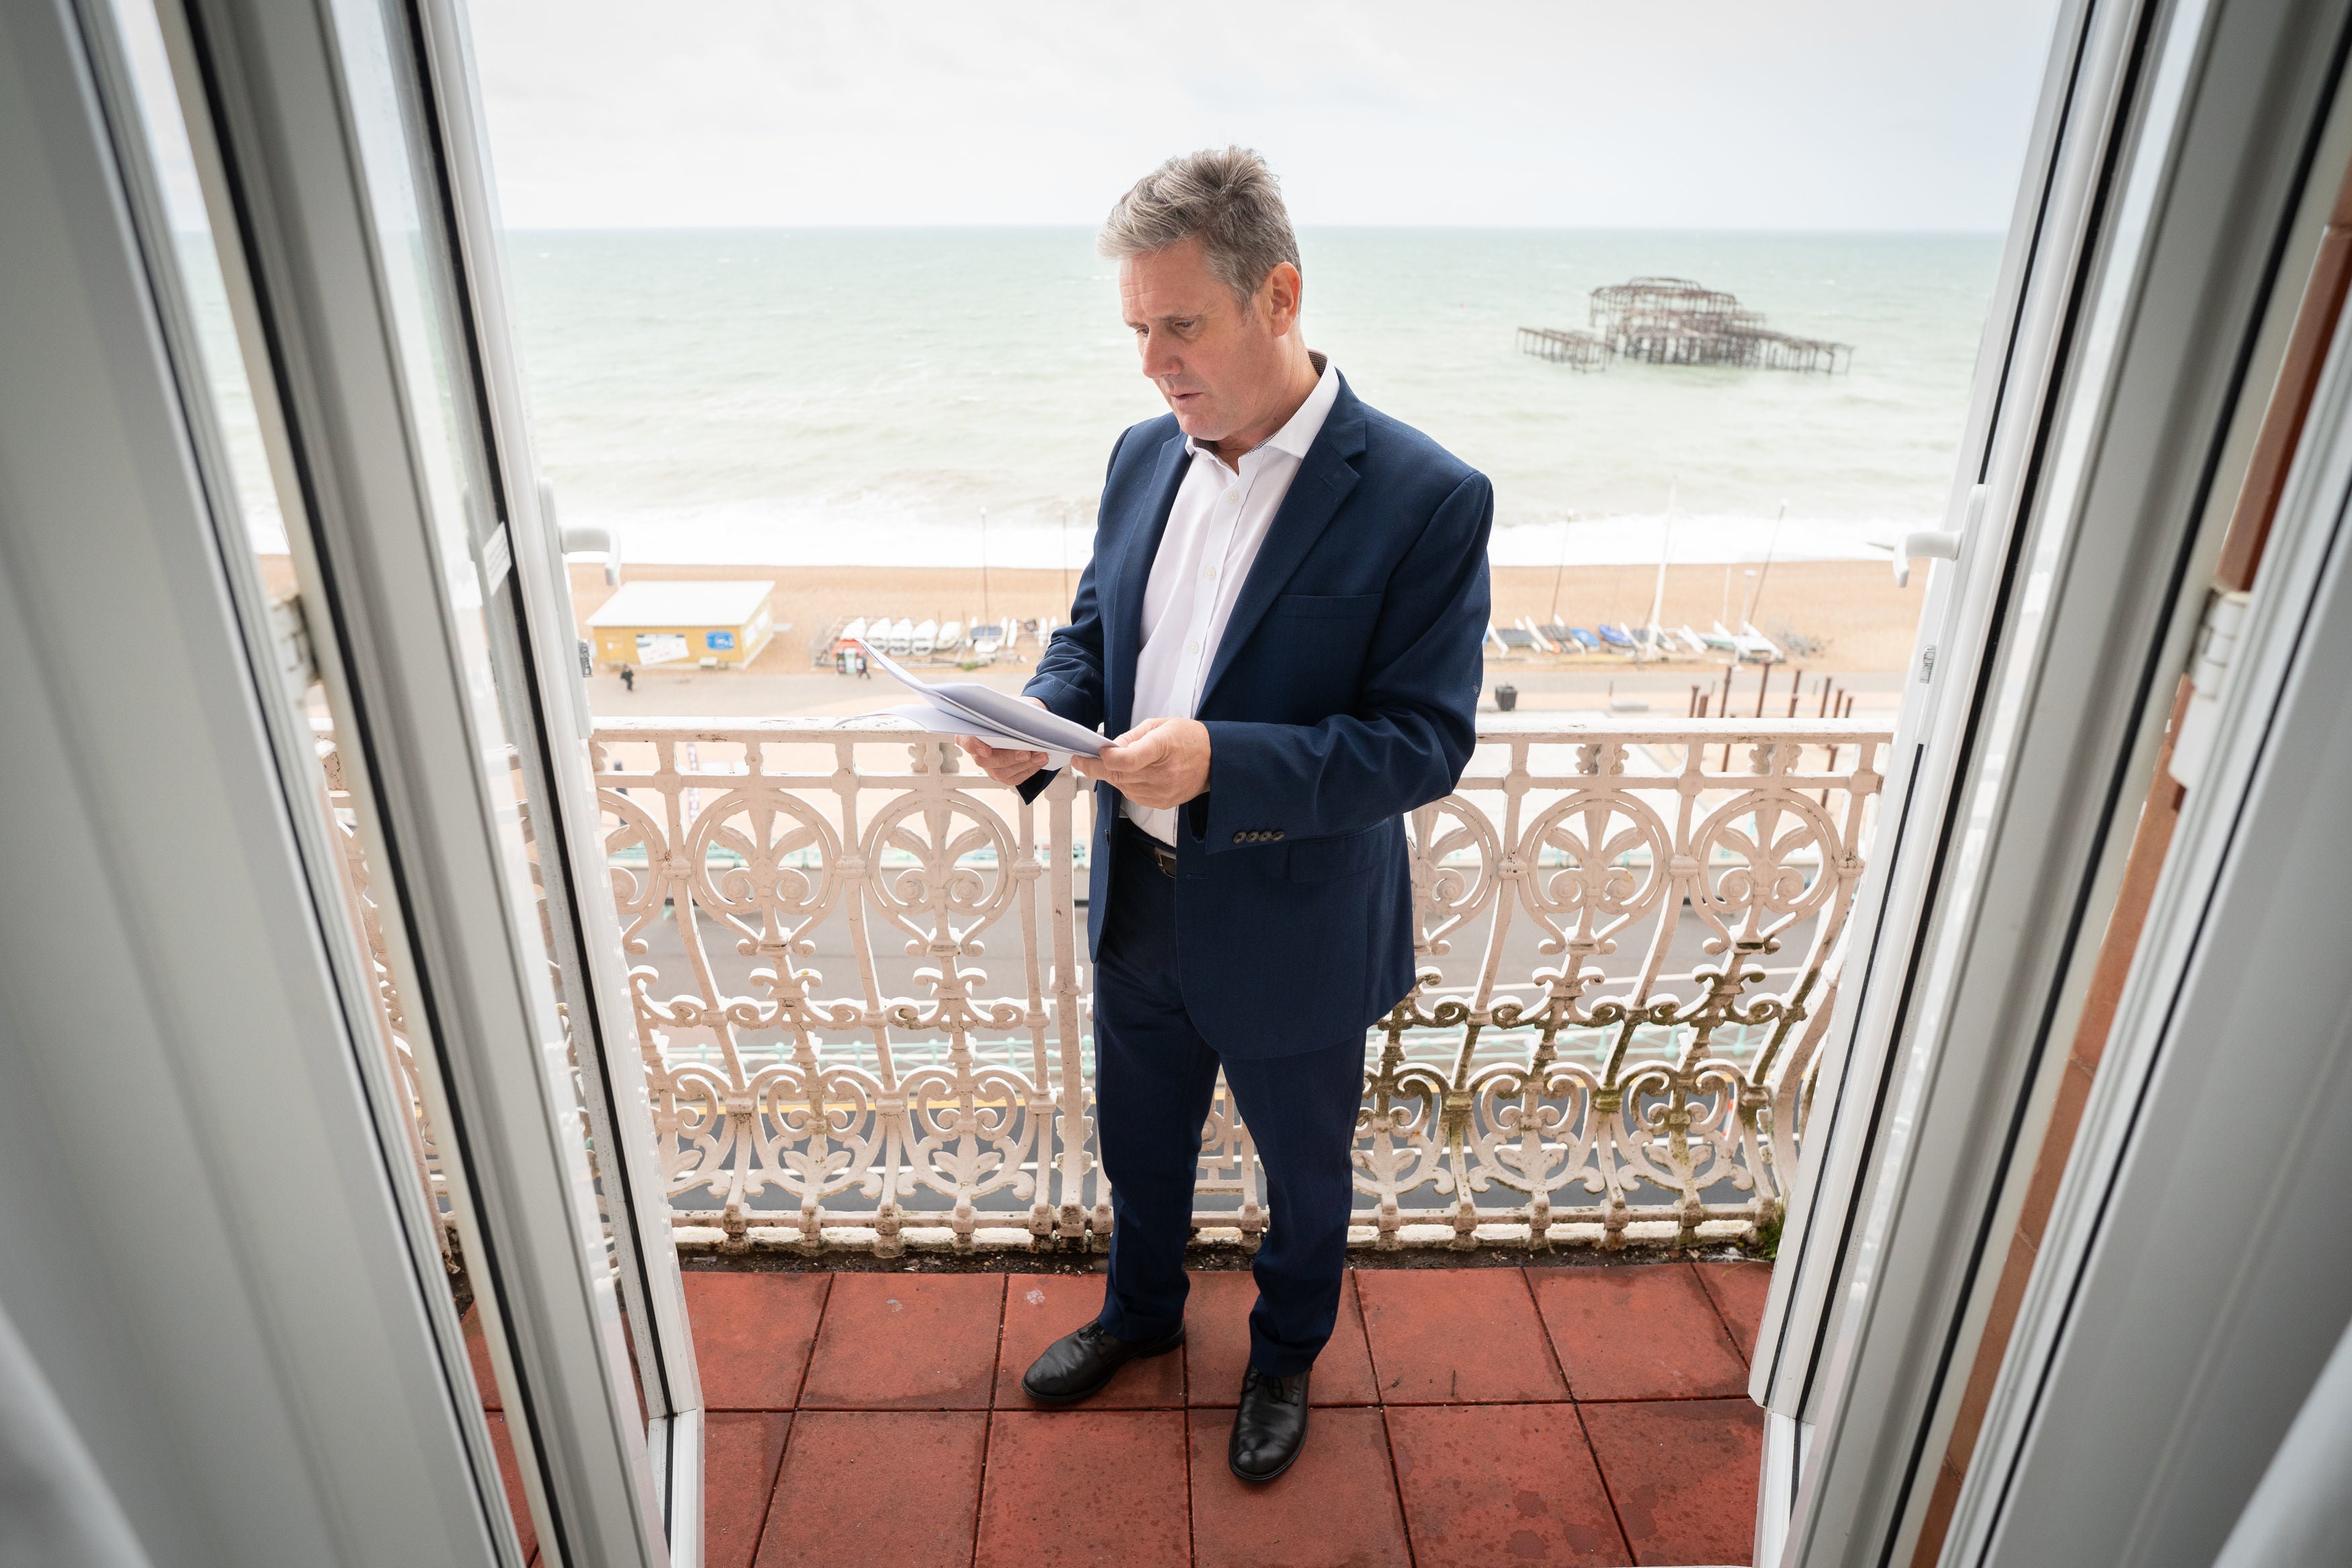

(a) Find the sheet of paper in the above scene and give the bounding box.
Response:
[853,639,1104,758]
[840,703,1074,765]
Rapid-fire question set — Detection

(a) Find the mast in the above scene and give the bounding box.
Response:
[1548,511,1577,625]
[1644,480,1676,657]
[1742,499,1788,629]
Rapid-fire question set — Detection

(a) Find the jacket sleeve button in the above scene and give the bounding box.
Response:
[1233,832,1246,844]
[1273,830,1285,840]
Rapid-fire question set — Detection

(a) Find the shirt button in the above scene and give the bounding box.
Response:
[1204,566,1217,580]
[1186,640,1199,654]
[1224,490,1239,505]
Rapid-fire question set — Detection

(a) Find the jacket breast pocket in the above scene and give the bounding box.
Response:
[1271,592,1382,620]
[1287,822,1388,883]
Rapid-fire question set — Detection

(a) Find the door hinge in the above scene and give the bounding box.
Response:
[2167,587,2251,789]
[267,589,319,698]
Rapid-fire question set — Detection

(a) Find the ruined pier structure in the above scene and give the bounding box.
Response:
[1520,276,1851,374]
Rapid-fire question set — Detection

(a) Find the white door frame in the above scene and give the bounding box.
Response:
[0,0,508,1560]
[100,0,702,1560]
[1763,0,2352,1561]
[1951,130,2352,1568]
[398,0,708,1536]
[1753,0,2156,1435]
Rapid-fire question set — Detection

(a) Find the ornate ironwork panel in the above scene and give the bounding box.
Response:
[575,718,1886,1256]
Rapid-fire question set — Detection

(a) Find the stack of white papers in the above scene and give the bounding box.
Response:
[848,640,1104,765]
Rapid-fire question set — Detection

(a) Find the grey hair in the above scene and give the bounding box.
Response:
[1098,147,1301,302]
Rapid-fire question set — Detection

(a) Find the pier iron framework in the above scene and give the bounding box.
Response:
[1522,275,1853,374]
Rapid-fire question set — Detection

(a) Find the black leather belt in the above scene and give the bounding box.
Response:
[1116,816,1178,877]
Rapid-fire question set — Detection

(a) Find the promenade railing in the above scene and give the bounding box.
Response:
[324,717,1890,1258]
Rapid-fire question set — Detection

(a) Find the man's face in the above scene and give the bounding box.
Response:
[1119,236,1300,445]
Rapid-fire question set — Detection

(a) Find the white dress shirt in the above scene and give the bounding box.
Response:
[1122,353,1341,845]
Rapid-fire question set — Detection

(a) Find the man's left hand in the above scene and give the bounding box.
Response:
[1075,716,1211,810]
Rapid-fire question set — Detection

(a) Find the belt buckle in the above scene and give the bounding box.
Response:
[1124,820,1177,878]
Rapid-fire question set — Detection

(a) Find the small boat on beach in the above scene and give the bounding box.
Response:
[1722,621,1783,663]
[1691,624,1739,654]
[969,623,1004,660]
[936,619,964,653]
[885,617,915,655]
[1565,626,1601,652]
[1599,624,1635,650]
[911,619,938,656]
[839,617,868,645]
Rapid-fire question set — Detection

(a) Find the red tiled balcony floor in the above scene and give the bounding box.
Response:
[472,1259,1770,1567]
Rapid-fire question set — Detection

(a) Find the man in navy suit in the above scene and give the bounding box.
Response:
[958,147,1490,1482]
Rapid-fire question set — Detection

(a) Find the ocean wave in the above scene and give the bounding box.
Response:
[552,498,1931,568]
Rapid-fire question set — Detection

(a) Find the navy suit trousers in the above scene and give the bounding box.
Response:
[1091,824,1369,1378]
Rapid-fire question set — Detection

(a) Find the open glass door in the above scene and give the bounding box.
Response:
[1752,0,2352,1560]
[75,0,706,1561]
[1748,0,2161,1445]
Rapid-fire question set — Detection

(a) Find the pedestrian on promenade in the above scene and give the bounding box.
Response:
[620,662,635,693]
[958,147,1490,1483]
[854,651,869,679]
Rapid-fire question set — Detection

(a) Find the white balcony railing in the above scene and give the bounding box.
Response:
[324,717,1889,1258]
[593,717,1887,1256]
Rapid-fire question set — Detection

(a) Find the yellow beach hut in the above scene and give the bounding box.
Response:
[587,580,775,670]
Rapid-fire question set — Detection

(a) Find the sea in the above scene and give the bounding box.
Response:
[216,228,2009,569]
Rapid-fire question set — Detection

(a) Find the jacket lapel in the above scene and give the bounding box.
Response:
[1197,387,1367,708]
[1104,429,1191,734]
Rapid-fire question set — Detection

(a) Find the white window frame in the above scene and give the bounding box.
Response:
[1950,111,2352,1568]
[0,0,512,1561]
[1759,0,2352,1561]
[89,0,708,1561]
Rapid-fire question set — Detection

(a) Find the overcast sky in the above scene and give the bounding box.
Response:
[465,0,2064,232]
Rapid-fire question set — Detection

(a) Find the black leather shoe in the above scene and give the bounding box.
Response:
[1021,1319,1185,1405]
[1228,1367,1311,1482]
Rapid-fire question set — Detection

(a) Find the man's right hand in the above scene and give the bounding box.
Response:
[956,696,1052,787]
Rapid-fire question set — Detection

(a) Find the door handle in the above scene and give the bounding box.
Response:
[1894,484,1986,588]
[1894,531,1961,588]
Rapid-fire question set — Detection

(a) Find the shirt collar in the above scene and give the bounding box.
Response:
[1184,351,1339,464]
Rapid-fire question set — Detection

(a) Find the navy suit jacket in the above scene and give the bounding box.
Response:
[1018,374,1492,1059]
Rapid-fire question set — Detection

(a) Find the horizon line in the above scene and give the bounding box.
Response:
[492,220,2009,237]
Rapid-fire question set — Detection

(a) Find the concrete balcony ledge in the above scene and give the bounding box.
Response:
[670,1218,1765,1258]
